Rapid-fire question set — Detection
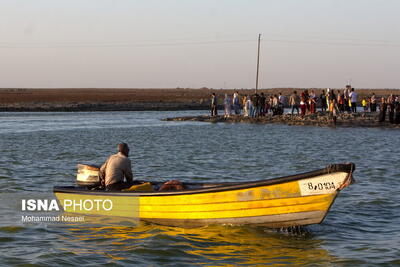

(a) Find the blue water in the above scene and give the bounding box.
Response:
[0,111,399,266]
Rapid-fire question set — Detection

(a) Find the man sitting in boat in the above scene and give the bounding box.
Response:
[99,143,134,191]
[99,143,184,192]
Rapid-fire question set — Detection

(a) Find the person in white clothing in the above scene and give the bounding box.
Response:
[349,88,358,113]
[278,92,286,107]
[223,94,231,118]
[232,91,240,114]
[243,95,248,117]
[246,96,253,117]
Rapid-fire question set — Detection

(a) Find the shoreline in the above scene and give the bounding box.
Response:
[164,112,400,128]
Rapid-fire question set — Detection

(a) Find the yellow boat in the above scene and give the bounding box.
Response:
[53,163,354,228]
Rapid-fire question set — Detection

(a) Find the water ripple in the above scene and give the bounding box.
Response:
[0,111,399,266]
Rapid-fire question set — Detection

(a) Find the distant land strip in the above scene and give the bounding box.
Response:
[0,88,399,112]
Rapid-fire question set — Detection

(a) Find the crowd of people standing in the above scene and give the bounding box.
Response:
[210,86,400,124]
[376,94,400,123]
[212,91,286,118]
[321,86,400,124]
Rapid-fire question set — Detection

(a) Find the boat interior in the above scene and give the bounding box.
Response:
[55,163,354,194]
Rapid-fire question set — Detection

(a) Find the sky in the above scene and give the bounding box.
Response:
[1,0,400,89]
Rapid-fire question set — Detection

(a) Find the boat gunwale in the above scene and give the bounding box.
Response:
[53,163,355,197]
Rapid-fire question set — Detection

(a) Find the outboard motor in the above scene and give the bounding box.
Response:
[76,164,100,187]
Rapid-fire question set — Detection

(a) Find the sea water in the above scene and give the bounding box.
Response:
[0,111,399,266]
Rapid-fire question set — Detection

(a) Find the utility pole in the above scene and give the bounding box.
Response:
[255,34,261,94]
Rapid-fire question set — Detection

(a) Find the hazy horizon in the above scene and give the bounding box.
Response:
[1,0,399,89]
